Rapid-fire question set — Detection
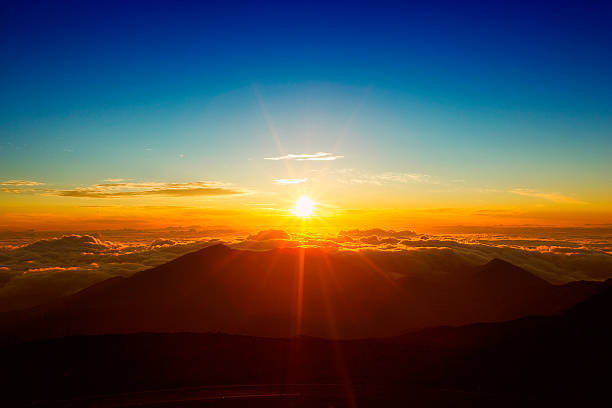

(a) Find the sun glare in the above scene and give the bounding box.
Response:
[293,196,314,217]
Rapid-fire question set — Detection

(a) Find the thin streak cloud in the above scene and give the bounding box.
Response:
[0,180,44,186]
[510,189,585,204]
[56,181,244,198]
[264,152,344,161]
[334,169,431,185]
[273,178,307,184]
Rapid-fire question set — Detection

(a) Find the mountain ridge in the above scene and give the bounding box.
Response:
[1,246,609,343]
[3,287,611,406]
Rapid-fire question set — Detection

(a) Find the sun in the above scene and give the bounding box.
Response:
[293,196,314,217]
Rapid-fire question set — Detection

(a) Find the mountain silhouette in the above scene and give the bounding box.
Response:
[475,258,551,288]
[2,285,611,407]
[1,244,609,342]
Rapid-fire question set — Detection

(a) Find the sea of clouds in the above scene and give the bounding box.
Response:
[1,227,611,312]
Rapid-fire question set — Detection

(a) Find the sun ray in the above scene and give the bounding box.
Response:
[318,251,357,407]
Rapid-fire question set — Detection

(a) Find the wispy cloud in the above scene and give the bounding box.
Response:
[104,178,124,182]
[57,181,244,198]
[334,169,431,185]
[25,266,81,274]
[0,180,44,186]
[0,188,35,194]
[510,188,585,204]
[264,152,344,161]
[372,172,431,184]
[273,178,307,184]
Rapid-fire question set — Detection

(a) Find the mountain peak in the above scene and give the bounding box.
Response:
[146,243,233,272]
[196,243,232,254]
[483,258,515,269]
[478,258,551,288]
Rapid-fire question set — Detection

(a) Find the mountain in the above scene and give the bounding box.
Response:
[2,286,611,407]
[474,258,551,288]
[0,244,609,342]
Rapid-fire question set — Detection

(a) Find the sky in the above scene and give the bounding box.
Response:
[1,0,611,232]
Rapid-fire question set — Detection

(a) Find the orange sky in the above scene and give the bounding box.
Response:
[2,195,611,233]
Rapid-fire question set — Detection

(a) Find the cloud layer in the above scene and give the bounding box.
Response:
[0,234,222,312]
[231,228,612,285]
[1,227,611,313]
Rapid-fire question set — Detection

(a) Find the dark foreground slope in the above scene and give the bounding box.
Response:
[3,286,611,407]
[1,244,609,341]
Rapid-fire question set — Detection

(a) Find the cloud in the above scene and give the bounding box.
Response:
[334,169,431,185]
[0,181,245,198]
[233,228,612,284]
[264,152,344,161]
[1,227,612,315]
[373,172,431,183]
[247,230,291,240]
[21,234,111,254]
[0,180,44,186]
[25,266,81,273]
[359,235,400,245]
[149,239,177,249]
[0,188,35,194]
[0,233,225,312]
[273,178,307,184]
[340,228,418,239]
[104,178,124,182]
[57,181,243,198]
[510,189,585,204]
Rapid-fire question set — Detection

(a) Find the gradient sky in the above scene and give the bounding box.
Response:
[1,0,611,231]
